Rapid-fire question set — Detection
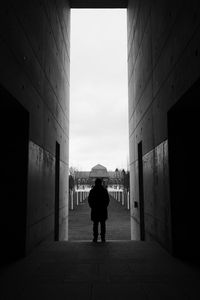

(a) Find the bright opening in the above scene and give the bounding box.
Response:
[70,9,128,170]
[69,9,130,241]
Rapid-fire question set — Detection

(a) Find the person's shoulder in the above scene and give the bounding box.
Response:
[102,186,108,193]
[89,187,93,193]
[90,186,97,193]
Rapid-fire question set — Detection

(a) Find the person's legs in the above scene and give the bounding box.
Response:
[93,221,99,242]
[100,221,106,242]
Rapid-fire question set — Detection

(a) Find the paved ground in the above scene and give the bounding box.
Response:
[1,241,200,299]
[69,195,131,241]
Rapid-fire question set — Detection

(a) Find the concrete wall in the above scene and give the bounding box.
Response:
[69,0,127,8]
[128,0,200,251]
[0,0,70,252]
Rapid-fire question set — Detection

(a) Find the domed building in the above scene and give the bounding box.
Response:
[89,164,110,187]
[89,164,109,179]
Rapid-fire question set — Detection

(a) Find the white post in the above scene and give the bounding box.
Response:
[122,191,124,206]
[127,191,130,210]
[71,190,74,210]
[80,191,82,203]
[76,191,79,206]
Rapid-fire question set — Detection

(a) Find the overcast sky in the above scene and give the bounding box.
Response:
[69,9,128,171]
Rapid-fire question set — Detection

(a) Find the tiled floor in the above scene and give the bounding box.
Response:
[1,241,200,299]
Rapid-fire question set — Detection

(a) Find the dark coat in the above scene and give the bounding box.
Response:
[88,185,110,222]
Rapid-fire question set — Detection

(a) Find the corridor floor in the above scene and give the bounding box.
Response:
[69,195,131,240]
[0,241,200,299]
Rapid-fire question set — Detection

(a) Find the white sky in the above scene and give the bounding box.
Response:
[69,9,128,171]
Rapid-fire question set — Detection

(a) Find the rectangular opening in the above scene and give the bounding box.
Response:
[54,141,60,241]
[69,9,130,241]
[168,79,200,260]
[138,141,145,241]
[0,85,29,263]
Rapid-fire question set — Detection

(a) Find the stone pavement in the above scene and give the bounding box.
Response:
[1,241,200,299]
[69,195,131,241]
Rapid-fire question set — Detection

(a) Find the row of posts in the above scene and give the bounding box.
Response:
[69,190,89,211]
[109,190,130,210]
[69,188,130,211]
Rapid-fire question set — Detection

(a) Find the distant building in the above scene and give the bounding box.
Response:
[89,164,109,179]
[74,164,126,188]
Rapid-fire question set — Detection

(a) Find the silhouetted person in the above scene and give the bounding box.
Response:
[88,178,110,242]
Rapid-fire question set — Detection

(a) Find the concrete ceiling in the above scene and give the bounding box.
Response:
[69,0,128,8]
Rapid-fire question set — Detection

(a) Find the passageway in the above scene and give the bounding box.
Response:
[1,1,200,298]
[69,195,131,241]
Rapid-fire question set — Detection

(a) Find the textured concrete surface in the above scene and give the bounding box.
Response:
[1,241,200,299]
[70,0,127,8]
[69,196,131,241]
[128,0,200,252]
[0,0,70,253]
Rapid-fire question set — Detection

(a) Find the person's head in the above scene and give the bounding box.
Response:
[95,178,102,186]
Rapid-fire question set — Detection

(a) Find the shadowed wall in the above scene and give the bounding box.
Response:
[128,0,200,253]
[0,0,70,255]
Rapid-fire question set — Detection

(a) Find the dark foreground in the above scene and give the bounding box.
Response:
[0,241,200,299]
